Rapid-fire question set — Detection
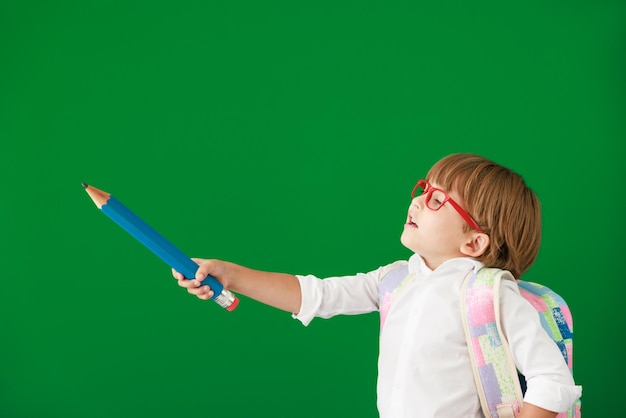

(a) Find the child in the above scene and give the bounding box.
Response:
[173,153,582,418]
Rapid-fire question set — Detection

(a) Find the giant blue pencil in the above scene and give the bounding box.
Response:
[82,183,239,311]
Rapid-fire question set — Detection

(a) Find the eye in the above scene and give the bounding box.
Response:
[430,190,446,208]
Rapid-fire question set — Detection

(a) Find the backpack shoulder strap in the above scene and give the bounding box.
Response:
[460,267,523,418]
[378,263,410,329]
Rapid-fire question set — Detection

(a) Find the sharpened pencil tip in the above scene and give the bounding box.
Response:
[81,182,88,188]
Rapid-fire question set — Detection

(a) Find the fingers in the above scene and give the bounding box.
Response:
[193,258,220,281]
[171,268,185,281]
[176,277,215,299]
[188,284,215,300]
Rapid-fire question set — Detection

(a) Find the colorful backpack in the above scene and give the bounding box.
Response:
[460,267,581,418]
[377,265,581,418]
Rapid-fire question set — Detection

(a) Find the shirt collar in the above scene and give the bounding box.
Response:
[408,253,484,277]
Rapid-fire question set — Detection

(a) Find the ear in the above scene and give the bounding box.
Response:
[460,232,490,258]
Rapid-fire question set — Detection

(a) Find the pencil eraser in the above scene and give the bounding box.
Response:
[226,296,240,312]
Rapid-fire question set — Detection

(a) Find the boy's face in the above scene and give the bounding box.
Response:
[400,182,477,270]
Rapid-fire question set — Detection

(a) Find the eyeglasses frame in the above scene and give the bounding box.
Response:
[411,179,483,232]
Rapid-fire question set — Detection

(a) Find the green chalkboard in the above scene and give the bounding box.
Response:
[1,1,623,416]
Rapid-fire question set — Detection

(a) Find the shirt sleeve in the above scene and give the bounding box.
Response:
[292,263,402,326]
[499,280,582,412]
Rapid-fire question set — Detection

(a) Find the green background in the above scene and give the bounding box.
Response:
[1,1,623,416]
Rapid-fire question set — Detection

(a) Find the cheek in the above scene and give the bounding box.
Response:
[423,212,466,238]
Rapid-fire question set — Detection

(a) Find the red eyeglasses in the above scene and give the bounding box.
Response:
[411,180,483,232]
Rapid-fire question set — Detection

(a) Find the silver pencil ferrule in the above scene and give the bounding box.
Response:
[213,289,236,309]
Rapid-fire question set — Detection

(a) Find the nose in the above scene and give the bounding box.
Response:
[410,195,424,210]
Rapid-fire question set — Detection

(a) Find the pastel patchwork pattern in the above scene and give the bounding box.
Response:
[518,281,574,368]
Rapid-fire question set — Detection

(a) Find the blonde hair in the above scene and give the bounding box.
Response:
[426,153,541,278]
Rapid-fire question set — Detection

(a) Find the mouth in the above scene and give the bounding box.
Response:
[405,216,418,228]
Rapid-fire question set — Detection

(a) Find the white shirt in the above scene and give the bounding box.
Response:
[294,254,582,418]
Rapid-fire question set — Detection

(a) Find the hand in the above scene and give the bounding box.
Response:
[172,258,230,301]
[517,403,558,418]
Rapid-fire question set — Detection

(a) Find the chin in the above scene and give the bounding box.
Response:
[400,232,416,252]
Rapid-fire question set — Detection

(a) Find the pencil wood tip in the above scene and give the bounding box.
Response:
[81,182,88,188]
